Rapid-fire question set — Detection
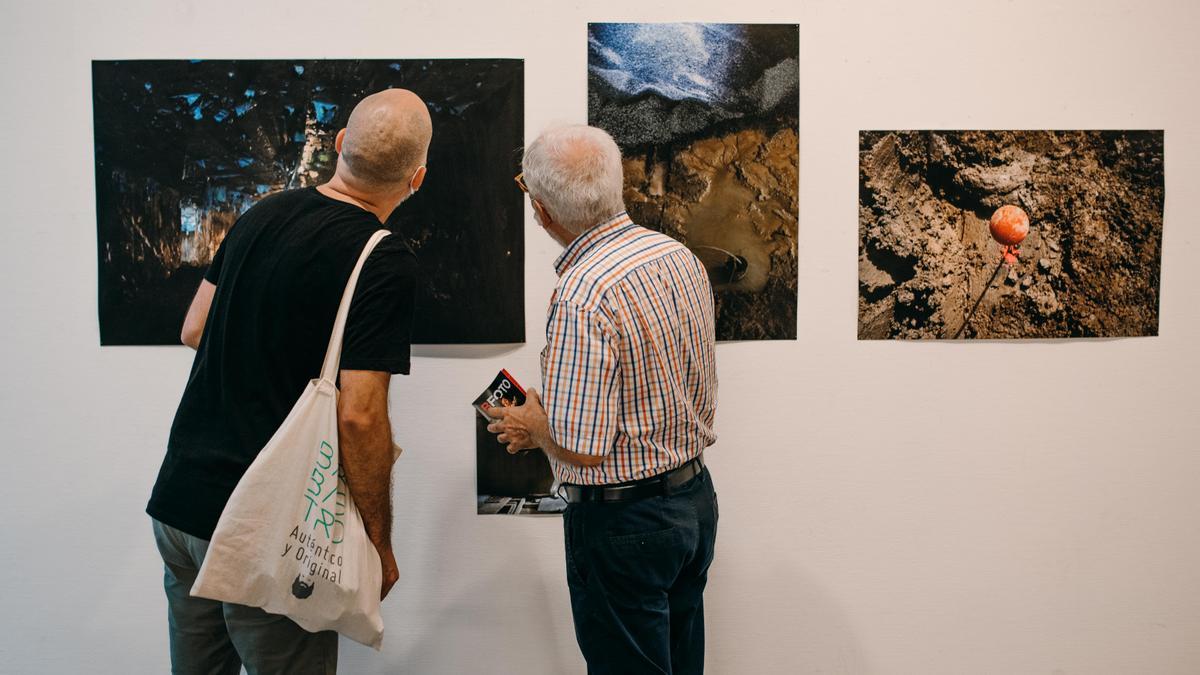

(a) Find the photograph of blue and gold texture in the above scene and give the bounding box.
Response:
[92,59,525,345]
[588,23,799,340]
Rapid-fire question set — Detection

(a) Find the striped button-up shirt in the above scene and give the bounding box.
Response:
[541,212,718,485]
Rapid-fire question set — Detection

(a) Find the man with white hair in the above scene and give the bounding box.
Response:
[488,125,720,674]
[147,88,431,674]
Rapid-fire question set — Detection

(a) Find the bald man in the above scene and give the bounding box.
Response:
[147,89,432,675]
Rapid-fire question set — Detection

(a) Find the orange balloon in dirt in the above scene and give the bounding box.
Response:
[989,205,1030,246]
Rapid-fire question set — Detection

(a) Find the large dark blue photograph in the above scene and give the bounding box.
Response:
[588,23,799,340]
[93,59,525,345]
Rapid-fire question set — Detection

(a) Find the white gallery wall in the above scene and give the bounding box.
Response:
[1,0,1198,672]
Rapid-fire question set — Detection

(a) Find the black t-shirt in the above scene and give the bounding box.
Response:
[147,187,418,539]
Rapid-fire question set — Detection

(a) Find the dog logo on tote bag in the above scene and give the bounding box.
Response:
[291,575,315,599]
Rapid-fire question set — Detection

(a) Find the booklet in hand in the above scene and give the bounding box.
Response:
[473,369,527,421]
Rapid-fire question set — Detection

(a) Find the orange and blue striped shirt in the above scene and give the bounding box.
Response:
[541,212,718,485]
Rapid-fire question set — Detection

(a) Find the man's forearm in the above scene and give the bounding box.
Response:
[338,418,394,553]
[532,423,604,469]
[487,389,606,469]
[538,434,573,464]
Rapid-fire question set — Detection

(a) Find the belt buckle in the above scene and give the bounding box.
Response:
[563,485,583,504]
[666,456,701,496]
[662,468,679,497]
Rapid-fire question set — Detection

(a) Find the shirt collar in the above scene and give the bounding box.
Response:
[553,212,635,277]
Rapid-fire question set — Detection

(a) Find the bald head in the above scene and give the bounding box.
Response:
[338,88,432,192]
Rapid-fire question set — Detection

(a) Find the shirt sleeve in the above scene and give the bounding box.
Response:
[541,301,622,458]
[341,237,418,374]
[203,236,228,285]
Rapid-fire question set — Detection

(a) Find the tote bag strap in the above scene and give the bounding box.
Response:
[319,229,391,384]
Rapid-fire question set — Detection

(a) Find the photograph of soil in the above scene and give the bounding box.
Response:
[858,130,1164,339]
[93,59,524,345]
[588,23,799,341]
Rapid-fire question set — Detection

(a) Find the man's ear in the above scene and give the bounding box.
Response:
[335,128,346,153]
[410,165,427,192]
[531,199,552,227]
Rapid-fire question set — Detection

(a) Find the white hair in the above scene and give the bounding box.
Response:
[522,125,626,234]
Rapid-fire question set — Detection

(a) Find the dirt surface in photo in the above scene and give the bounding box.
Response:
[858,130,1164,339]
[623,127,798,341]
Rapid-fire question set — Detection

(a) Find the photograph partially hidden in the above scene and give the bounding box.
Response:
[93,59,524,345]
[473,370,565,516]
[858,130,1164,340]
[588,23,799,341]
[475,414,566,516]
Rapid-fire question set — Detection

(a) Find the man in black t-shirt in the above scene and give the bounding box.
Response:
[147,88,432,674]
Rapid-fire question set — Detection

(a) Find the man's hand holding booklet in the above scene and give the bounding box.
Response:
[474,370,542,454]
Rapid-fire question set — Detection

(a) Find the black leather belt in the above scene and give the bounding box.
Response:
[562,454,705,503]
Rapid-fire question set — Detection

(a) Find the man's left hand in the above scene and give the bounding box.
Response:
[486,389,548,454]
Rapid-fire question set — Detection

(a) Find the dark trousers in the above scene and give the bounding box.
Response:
[563,467,719,675]
[152,520,338,675]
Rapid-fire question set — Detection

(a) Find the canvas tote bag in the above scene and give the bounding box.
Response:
[192,229,399,650]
